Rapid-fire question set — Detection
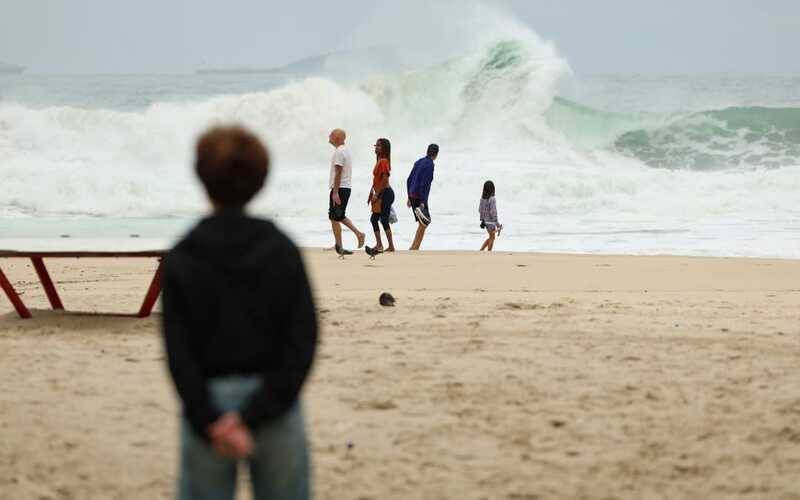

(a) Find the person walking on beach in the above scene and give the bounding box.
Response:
[162,126,317,500]
[406,143,438,250]
[479,180,503,251]
[328,128,366,256]
[366,137,395,254]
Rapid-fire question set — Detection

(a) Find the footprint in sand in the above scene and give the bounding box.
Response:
[504,302,543,310]
[356,400,397,411]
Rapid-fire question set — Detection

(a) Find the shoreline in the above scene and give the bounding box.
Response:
[2,236,799,262]
[311,246,800,261]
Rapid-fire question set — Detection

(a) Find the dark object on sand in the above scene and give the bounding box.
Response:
[365,245,383,259]
[379,292,395,307]
[335,244,353,258]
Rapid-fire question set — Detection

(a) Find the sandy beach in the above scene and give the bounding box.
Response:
[1,249,799,499]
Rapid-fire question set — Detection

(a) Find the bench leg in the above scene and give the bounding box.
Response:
[0,266,32,319]
[138,259,163,318]
[31,257,64,310]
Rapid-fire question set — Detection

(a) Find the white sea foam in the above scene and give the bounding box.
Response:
[1,6,799,257]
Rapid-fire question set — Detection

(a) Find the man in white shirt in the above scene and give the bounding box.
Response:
[328,128,365,255]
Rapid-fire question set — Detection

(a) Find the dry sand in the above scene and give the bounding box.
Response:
[1,250,799,499]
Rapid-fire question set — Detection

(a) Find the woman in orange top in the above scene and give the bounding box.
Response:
[366,137,395,253]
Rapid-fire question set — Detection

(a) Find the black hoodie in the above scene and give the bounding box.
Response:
[161,208,317,439]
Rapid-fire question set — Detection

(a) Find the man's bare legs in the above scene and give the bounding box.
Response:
[409,223,427,251]
[331,220,344,249]
[340,218,365,248]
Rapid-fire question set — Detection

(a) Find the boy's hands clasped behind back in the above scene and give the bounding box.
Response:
[208,412,255,458]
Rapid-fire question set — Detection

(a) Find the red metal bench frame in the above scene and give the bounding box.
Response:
[0,251,165,319]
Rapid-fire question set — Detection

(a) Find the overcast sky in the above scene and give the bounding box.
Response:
[1,0,799,75]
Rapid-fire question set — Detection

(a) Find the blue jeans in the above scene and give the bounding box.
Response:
[177,376,310,500]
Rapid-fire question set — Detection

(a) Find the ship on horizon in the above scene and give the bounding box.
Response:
[196,66,278,75]
[196,51,339,75]
[195,46,405,77]
[0,62,25,75]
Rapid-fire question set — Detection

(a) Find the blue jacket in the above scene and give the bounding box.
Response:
[406,156,435,203]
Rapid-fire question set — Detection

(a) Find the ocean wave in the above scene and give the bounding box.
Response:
[613,106,800,169]
[0,36,799,221]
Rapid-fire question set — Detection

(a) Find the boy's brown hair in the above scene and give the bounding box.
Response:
[195,126,269,206]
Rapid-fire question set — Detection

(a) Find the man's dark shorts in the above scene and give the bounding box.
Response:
[410,198,431,226]
[328,188,351,222]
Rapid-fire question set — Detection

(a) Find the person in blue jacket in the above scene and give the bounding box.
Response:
[406,144,438,250]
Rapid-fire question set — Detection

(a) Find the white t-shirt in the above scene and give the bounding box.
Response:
[329,145,353,189]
